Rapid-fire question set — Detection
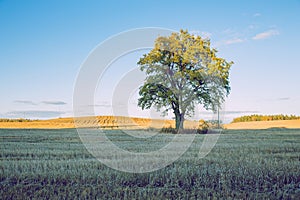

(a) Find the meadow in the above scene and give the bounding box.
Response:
[0,128,299,199]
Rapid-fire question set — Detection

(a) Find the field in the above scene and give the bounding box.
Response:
[1,128,299,199]
[0,116,181,129]
[225,119,300,130]
[1,116,300,130]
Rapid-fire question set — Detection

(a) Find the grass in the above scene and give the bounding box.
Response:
[0,128,299,199]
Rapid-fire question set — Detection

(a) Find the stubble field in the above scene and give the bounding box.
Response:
[0,128,299,199]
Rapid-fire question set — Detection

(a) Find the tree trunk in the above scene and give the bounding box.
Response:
[175,112,184,132]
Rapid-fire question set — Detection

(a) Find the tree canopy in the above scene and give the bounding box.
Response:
[138,30,233,131]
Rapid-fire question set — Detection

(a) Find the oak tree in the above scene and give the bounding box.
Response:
[138,30,232,131]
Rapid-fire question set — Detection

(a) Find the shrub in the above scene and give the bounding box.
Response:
[160,126,177,134]
[197,120,209,134]
[161,120,212,134]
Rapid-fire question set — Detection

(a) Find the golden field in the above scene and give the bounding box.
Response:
[1,116,300,130]
[224,119,300,129]
[0,116,198,129]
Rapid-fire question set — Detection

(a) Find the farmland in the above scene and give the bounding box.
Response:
[1,116,300,130]
[1,128,300,199]
[0,116,181,129]
[224,119,300,130]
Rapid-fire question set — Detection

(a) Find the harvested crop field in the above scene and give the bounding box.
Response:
[225,119,300,130]
[1,128,299,199]
[0,116,199,130]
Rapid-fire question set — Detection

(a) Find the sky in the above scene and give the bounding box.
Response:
[0,0,299,122]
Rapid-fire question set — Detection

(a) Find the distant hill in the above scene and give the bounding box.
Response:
[224,119,300,130]
[225,114,300,129]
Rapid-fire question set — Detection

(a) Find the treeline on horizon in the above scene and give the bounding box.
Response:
[232,114,300,123]
[0,118,33,122]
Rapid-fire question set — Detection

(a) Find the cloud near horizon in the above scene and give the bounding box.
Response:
[197,110,260,115]
[5,110,65,119]
[277,97,290,101]
[14,100,67,106]
[14,100,37,105]
[41,101,67,105]
[252,29,279,40]
[225,111,260,115]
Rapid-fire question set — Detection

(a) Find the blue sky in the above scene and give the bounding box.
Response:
[0,0,299,122]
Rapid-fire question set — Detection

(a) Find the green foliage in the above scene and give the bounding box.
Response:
[1,129,299,199]
[138,30,233,130]
[232,114,300,123]
[197,119,209,134]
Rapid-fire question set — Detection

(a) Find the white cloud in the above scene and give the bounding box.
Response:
[222,28,234,34]
[225,111,260,114]
[252,29,279,40]
[247,24,257,30]
[224,38,244,45]
[5,110,65,119]
[215,38,245,47]
[42,101,67,105]
[221,28,242,38]
[253,13,261,17]
[277,97,290,101]
[14,100,67,106]
[217,28,246,46]
[190,30,212,39]
[14,100,37,105]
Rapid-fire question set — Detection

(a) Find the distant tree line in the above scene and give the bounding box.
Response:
[232,114,300,123]
[0,118,33,122]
